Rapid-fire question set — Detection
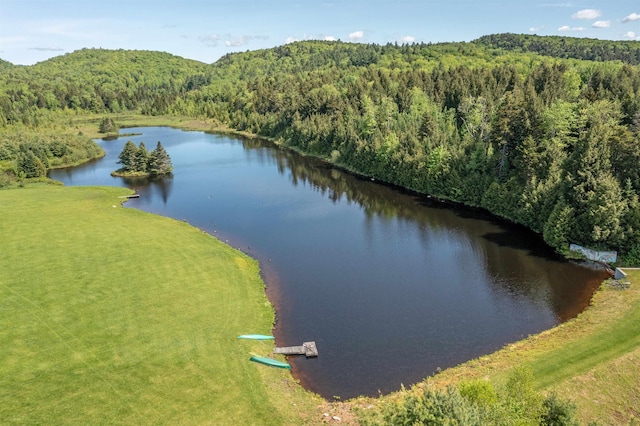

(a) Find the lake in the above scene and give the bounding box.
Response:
[49,127,608,399]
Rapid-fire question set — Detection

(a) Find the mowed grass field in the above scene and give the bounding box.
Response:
[0,185,320,425]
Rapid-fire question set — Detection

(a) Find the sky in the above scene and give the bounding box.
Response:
[1,0,639,66]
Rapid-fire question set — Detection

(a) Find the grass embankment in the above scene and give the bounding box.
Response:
[422,270,640,424]
[0,185,321,425]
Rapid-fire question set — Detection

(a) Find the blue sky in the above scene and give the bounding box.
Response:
[1,0,639,65]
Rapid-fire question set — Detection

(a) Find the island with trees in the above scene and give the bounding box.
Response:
[112,140,173,177]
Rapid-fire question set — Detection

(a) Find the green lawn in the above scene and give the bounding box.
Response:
[0,185,320,425]
[528,274,640,389]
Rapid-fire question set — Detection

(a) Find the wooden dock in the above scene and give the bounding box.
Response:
[274,341,318,357]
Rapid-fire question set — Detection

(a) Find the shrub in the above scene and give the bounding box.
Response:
[360,386,484,426]
[98,116,118,133]
[541,392,579,426]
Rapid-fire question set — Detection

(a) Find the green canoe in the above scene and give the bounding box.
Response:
[250,355,291,369]
[238,334,274,340]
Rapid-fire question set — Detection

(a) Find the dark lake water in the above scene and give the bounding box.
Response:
[49,127,608,399]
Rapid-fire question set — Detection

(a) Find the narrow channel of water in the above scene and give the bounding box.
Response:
[49,127,607,399]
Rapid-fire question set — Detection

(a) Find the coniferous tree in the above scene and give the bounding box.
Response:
[134,142,148,173]
[98,117,118,133]
[16,151,47,178]
[117,140,138,172]
[148,141,173,176]
[564,103,628,247]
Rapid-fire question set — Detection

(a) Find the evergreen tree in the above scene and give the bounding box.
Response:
[117,140,138,172]
[543,199,574,250]
[564,103,627,247]
[148,141,173,176]
[134,142,148,173]
[490,89,530,181]
[16,151,47,178]
[98,117,118,133]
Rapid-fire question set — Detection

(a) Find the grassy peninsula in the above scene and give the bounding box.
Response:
[0,185,322,425]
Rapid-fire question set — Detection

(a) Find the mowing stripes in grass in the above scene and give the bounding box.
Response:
[0,185,317,425]
[530,297,640,389]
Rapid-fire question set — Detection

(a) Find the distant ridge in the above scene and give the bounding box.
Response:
[474,33,640,65]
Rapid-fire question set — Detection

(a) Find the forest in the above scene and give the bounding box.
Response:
[1,33,639,264]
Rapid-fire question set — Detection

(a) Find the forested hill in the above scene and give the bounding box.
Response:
[475,33,640,65]
[1,38,639,263]
[0,49,207,120]
[0,59,14,71]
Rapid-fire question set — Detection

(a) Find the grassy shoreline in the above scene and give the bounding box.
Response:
[0,185,323,425]
[346,271,639,424]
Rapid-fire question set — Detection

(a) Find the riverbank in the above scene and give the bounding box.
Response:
[0,184,323,425]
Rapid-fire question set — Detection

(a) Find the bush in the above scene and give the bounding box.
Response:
[98,116,118,133]
[619,243,640,267]
[17,151,47,178]
[359,367,581,425]
[541,392,579,426]
[360,386,484,426]
[0,170,16,188]
[459,379,498,407]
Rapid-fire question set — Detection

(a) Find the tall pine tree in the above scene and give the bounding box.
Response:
[117,140,138,172]
[148,141,173,176]
[134,142,148,173]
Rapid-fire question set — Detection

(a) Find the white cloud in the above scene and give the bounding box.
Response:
[324,36,337,41]
[558,25,585,32]
[623,13,640,23]
[400,35,415,43]
[529,26,543,32]
[348,30,364,41]
[572,9,601,19]
[201,34,268,48]
[284,36,298,44]
[624,31,639,40]
[592,20,610,28]
[226,36,251,47]
[224,35,268,47]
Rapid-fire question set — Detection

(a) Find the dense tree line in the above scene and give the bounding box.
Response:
[475,33,640,65]
[168,39,640,264]
[1,36,639,263]
[0,130,103,184]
